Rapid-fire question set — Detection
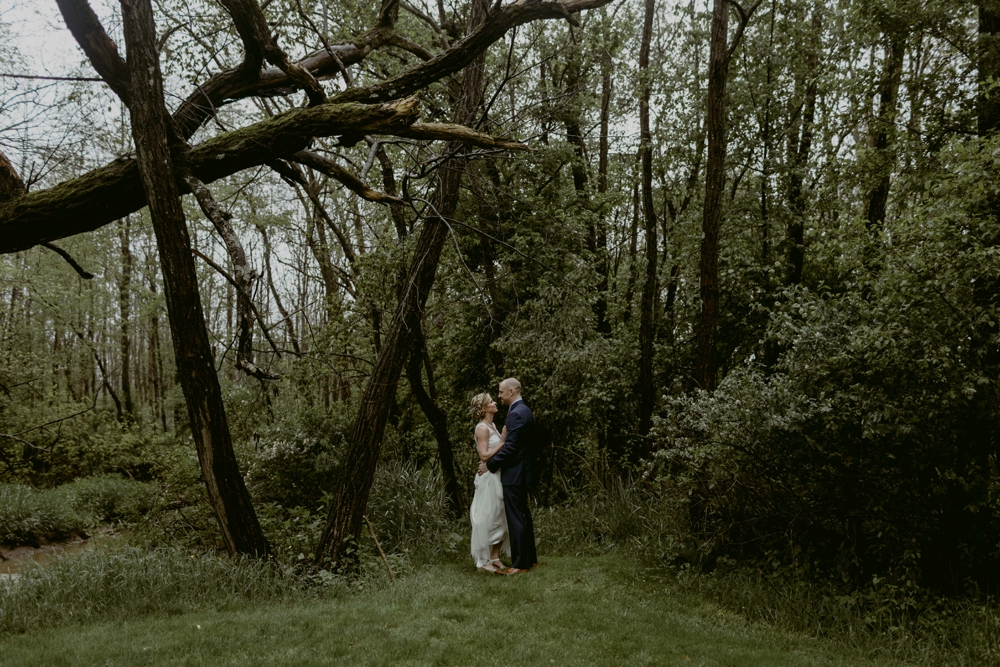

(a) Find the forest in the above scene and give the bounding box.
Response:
[2,0,1000,663]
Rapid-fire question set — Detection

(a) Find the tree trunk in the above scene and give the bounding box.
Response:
[785,7,821,287]
[466,159,505,375]
[623,181,639,324]
[979,1,1000,137]
[864,34,905,233]
[693,0,731,391]
[563,59,609,334]
[117,216,134,419]
[759,4,774,267]
[694,0,761,390]
[406,319,465,516]
[314,0,490,568]
[594,47,612,336]
[257,223,301,356]
[638,0,658,439]
[120,0,268,557]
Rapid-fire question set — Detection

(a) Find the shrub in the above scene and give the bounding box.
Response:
[243,412,350,509]
[61,475,157,523]
[0,477,156,546]
[649,285,1000,596]
[0,484,83,546]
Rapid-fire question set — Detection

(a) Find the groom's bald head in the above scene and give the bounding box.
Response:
[498,378,522,405]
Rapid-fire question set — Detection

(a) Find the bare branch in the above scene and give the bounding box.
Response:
[218,0,326,104]
[55,0,131,104]
[41,242,95,279]
[170,0,611,138]
[0,73,105,82]
[400,0,449,49]
[386,33,435,61]
[190,246,283,379]
[183,172,278,380]
[285,161,358,268]
[394,122,531,151]
[724,0,764,65]
[289,150,406,204]
[295,0,354,86]
[333,0,615,105]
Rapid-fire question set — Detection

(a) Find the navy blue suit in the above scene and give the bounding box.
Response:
[487,398,538,569]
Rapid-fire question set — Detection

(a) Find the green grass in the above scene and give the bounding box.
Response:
[0,555,902,667]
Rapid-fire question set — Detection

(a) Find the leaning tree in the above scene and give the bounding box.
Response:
[0,0,612,560]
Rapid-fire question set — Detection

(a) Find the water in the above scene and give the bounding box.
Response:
[0,536,105,576]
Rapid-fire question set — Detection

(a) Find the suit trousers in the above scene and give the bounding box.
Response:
[502,484,537,569]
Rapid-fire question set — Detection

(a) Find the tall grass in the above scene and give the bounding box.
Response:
[253,460,461,571]
[366,460,460,564]
[0,484,82,545]
[0,546,310,635]
[671,564,1000,666]
[533,479,682,559]
[0,476,156,546]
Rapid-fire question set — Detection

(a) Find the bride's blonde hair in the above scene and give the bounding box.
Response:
[470,392,492,420]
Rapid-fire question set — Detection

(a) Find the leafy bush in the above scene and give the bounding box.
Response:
[0,476,156,546]
[0,484,83,546]
[61,475,157,523]
[649,283,1000,595]
[533,480,683,559]
[0,546,308,635]
[256,500,328,567]
[0,412,187,487]
[243,410,351,509]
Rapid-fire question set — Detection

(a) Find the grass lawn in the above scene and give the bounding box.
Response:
[0,555,900,667]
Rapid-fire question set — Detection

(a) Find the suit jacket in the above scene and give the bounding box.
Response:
[486,399,539,486]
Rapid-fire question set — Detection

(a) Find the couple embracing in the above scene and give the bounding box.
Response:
[469,378,538,575]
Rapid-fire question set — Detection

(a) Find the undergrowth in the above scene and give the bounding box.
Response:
[0,546,314,635]
[534,479,1000,666]
[0,476,156,546]
[6,464,999,664]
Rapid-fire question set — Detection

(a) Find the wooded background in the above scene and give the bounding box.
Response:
[2,0,1000,597]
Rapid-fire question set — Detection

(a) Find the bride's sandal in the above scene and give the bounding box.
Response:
[478,563,498,573]
[490,559,505,570]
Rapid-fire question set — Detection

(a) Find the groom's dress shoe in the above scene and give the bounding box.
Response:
[500,567,529,575]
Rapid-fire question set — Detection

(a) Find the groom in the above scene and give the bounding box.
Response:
[478,378,538,573]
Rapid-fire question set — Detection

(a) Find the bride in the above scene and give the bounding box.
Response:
[469,392,510,572]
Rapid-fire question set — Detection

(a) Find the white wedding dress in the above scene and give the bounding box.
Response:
[470,422,509,568]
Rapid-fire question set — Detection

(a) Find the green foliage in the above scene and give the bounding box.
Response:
[533,480,683,559]
[60,475,157,524]
[0,546,305,636]
[253,460,457,570]
[0,484,84,546]
[0,476,156,546]
[242,409,351,509]
[365,460,458,564]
